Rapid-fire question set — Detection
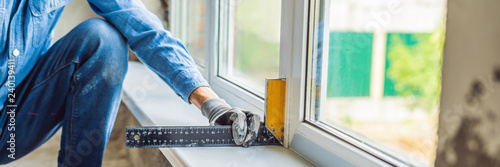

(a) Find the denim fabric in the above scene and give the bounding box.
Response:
[0,0,209,166]
[0,0,208,107]
[0,18,127,166]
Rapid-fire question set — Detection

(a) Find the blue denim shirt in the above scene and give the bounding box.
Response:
[0,0,209,109]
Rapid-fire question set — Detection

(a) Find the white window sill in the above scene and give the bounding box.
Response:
[122,62,314,167]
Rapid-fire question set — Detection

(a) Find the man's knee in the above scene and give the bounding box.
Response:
[77,18,127,49]
[74,18,129,85]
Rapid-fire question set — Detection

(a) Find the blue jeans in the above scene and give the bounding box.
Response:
[0,18,128,166]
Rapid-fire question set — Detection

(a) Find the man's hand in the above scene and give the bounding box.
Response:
[189,87,260,147]
[200,98,261,147]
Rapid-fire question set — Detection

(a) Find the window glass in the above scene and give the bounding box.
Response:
[175,0,207,67]
[308,0,447,166]
[219,0,281,94]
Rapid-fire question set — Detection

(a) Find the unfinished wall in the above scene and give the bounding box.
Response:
[104,103,172,167]
[436,0,500,166]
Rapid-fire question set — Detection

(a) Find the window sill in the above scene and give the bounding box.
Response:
[122,62,314,167]
[290,123,393,167]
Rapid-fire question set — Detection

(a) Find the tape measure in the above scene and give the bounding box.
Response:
[126,124,281,148]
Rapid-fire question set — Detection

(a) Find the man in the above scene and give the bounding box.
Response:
[0,0,260,166]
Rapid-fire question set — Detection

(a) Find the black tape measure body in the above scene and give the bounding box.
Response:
[126,125,281,148]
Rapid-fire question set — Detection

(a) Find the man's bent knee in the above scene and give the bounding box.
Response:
[75,18,128,52]
[73,18,129,86]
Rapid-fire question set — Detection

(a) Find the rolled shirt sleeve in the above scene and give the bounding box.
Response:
[87,0,209,103]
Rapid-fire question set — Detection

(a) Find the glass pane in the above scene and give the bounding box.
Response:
[179,0,207,67]
[309,0,447,166]
[219,0,281,94]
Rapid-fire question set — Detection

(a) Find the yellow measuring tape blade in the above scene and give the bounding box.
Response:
[265,79,286,144]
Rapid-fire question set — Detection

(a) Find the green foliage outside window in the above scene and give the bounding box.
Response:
[386,25,446,111]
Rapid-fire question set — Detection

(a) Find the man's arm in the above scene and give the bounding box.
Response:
[189,87,219,109]
[87,0,207,103]
[86,0,260,147]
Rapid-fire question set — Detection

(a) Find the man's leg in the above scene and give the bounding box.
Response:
[0,18,128,166]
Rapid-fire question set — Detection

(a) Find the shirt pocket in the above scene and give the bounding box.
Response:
[0,0,4,43]
[29,0,72,48]
[0,9,4,41]
[29,0,72,16]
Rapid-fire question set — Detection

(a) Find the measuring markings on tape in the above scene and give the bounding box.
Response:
[126,124,281,148]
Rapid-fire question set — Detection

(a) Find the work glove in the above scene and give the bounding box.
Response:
[200,98,260,147]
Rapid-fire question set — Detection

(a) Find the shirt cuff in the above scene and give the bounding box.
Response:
[171,68,210,104]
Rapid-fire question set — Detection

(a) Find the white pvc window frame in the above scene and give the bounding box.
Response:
[170,0,210,78]
[208,0,268,117]
[171,0,415,166]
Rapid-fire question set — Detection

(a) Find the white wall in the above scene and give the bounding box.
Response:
[53,0,165,42]
[329,0,446,32]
